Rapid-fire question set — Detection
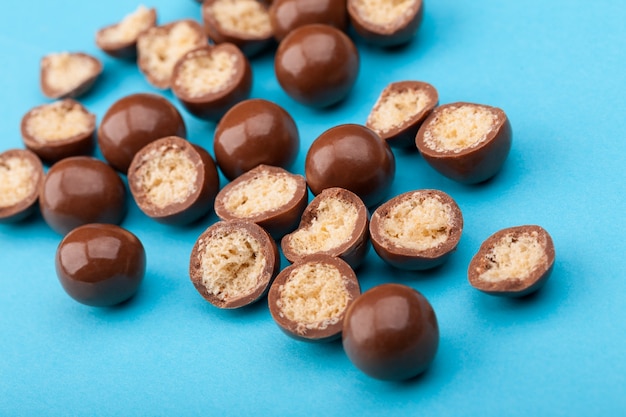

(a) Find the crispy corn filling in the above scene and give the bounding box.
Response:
[43,53,99,93]
[423,105,496,152]
[25,101,92,142]
[0,157,35,208]
[368,88,430,134]
[209,0,271,36]
[352,0,415,26]
[174,50,238,97]
[224,171,297,218]
[98,5,154,44]
[478,232,547,282]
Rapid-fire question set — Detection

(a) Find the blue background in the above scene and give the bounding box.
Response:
[1,1,625,416]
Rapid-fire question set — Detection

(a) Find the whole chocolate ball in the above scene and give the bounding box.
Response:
[98,93,186,173]
[55,224,146,307]
[342,283,439,381]
[213,99,299,181]
[269,0,348,41]
[274,24,359,108]
[305,124,395,207]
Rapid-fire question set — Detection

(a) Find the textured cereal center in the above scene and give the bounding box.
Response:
[352,0,415,26]
[289,197,358,254]
[175,50,238,97]
[135,146,198,208]
[99,5,153,44]
[26,102,92,142]
[0,157,35,208]
[44,53,98,92]
[424,105,496,152]
[478,233,547,282]
[224,172,297,217]
[277,263,350,332]
[368,89,430,134]
[381,195,453,250]
[210,0,271,36]
[199,230,266,301]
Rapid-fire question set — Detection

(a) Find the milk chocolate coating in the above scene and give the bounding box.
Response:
[269,0,348,41]
[96,8,157,59]
[128,136,220,225]
[342,283,439,381]
[415,102,512,184]
[39,157,126,235]
[305,124,395,207]
[171,44,252,121]
[468,225,555,297]
[98,93,186,173]
[268,254,361,342]
[347,0,424,47]
[0,149,44,223]
[20,99,96,164]
[40,52,102,99]
[213,99,299,181]
[274,24,359,108]
[214,165,308,238]
[281,187,370,269]
[55,224,146,307]
[370,189,463,270]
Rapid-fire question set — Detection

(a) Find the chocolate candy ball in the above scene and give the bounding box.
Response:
[98,93,186,173]
[305,124,395,207]
[0,149,44,223]
[274,24,359,108]
[342,283,439,381]
[269,0,348,41]
[55,224,146,307]
[39,157,126,235]
[213,99,299,181]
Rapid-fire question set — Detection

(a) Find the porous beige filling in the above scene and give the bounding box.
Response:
[98,5,154,44]
[138,21,205,85]
[25,101,92,143]
[174,50,238,97]
[368,88,430,134]
[43,53,99,93]
[351,0,415,26]
[223,172,297,218]
[209,0,271,36]
[198,229,266,301]
[134,146,197,209]
[0,157,35,208]
[423,105,496,153]
[380,194,453,251]
[276,263,351,333]
[288,197,358,254]
[478,232,547,282]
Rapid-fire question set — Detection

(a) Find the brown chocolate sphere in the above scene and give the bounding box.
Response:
[55,224,146,307]
[40,157,126,235]
[274,24,359,108]
[342,283,439,381]
[213,99,299,181]
[98,93,186,173]
[305,124,395,207]
[269,0,348,41]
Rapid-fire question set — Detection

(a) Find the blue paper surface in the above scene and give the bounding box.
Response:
[1,1,625,416]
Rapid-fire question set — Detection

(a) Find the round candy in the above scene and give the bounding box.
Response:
[55,224,146,307]
[269,0,348,41]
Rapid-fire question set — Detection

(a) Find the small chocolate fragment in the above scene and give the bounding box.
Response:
[0,149,44,223]
[468,225,555,297]
[213,99,299,181]
[96,5,157,59]
[415,102,512,184]
[20,99,95,164]
[55,224,146,307]
[39,157,126,235]
[268,254,360,342]
[202,0,274,56]
[40,52,102,99]
[137,19,207,89]
[275,24,359,108]
[214,165,307,238]
[98,93,186,173]
[370,189,463,270]
[342,283,439,381]
[305,124,395,207]
[189,220,280,309]
[281,187,369,269]
[366,81,438,148]
[347,0,423,47]
[171,44,252,121]
[128,136,220,225]
[269,0,348,41]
